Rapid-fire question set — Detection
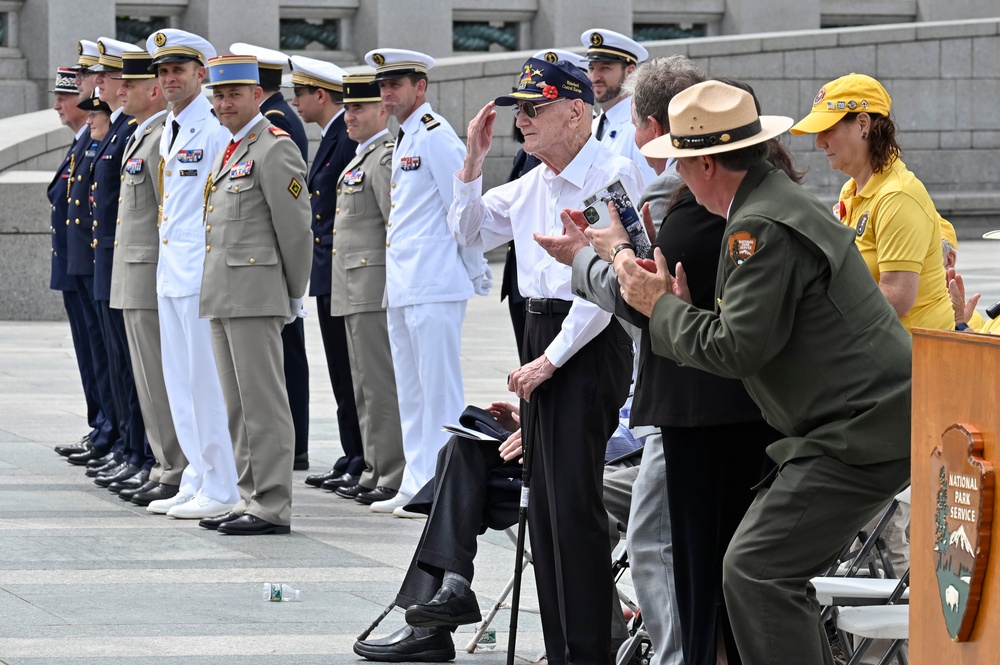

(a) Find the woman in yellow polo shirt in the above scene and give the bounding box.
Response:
[948,230,1000,335]
[790,73,953,333]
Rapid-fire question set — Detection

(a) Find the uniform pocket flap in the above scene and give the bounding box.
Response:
[342,248,385,269]
[226,245,278,267]
[124,245,158,263]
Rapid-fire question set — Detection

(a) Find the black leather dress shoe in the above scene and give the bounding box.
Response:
[217,514,290,535]
[356,486,398,505]
[119,478,158,501]
[320,472,360,491]
[353,625,455,662]
[305,467,344,488]
[55,435,92,457]
[130,482,179,506]
[335,483,373,500]
[293,453,309,471]
[93,462,129,486]
[405,586,481,628]
[69,448,110,466]
[85,457,118,477]
[109,467,149,493]
[199,511,241,530]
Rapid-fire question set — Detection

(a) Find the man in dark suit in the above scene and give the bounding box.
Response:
[230,43,312,471]
[288,55,364,491]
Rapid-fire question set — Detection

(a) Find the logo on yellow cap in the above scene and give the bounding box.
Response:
[154,32,167,48]
[372,53,385,66]
[813,87,826,107]
[544,51,558,63]
[590,33,603,47]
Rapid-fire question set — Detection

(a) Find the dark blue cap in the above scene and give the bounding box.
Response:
[494,57,594,107]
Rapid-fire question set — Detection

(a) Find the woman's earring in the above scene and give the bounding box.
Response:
[861,132,867,139]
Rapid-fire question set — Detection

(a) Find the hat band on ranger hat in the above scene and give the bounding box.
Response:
[343,74,380,103]
[669,118,762,151]
[206,55,260,87]
[290,70,342,92]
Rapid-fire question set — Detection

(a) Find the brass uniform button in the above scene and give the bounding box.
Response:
[164,192,170,198]
[391,202,396,208]
[211,186,217,192]
[249,257,255,264]
[207,205,213,212]
[114,240,118,247]
[120,175,125,181]
[233,186,239,192]
[75,219,80,225]
[92,239,98,247]
[206,245,211,252]
[386,222,392,228]
[165,170,171,176]
[332,248,336,255]
[332,229,337,235]
[314,237,320,244]
[162,238,168,244]
[116,218,120,225]
[361,258,367,265]
[315,214,321,220]
[335,207,340,214]
[75,199,80,205]
[118,196,122,203]
[206,225,212,232]
[391,182,396,188]
[162,216,168,221]
[315,190,320,196]
[337,188,341,195]
[386,241,390,247]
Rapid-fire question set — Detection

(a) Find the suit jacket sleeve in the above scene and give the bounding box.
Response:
[259,138,313,299]
[371,145,393,225]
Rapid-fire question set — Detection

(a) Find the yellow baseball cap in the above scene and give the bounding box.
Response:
[939,218,958,249]
[790,73,891,135]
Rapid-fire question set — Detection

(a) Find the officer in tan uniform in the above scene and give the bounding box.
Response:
[330,73,407,509]
[108,49,189,504]
[197,55,313,536]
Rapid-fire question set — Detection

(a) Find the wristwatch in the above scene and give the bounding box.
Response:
[610,243,634,261]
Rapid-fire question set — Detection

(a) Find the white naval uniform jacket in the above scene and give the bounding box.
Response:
[384,102,480,307]
[156,94,230,298]
[593,98,654,188]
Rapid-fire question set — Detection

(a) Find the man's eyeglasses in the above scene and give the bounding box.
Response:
[512,98,566,119]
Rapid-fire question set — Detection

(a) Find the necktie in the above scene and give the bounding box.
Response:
[396,126,405,145]
[169,119,180,151]
[595,113,608,141]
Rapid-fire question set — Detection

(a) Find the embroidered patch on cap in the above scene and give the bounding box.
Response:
[728,231,758,266]
[288,177,302,199]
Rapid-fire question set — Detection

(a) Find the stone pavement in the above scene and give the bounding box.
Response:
[1,243,998,664]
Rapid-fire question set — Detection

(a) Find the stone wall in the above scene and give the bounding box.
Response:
[2,18,999,320]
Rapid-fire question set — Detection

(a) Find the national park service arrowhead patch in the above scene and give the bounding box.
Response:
[728,231,757,266]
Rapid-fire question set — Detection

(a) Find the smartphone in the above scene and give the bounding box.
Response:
[582,178,652,258]
[582,202,612,229]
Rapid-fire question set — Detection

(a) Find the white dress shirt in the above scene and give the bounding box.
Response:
[449,136,643,367]
[594,97,655,186]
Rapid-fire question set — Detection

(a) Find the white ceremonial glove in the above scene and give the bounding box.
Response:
[286,297,305,325]
[472,261,493,296]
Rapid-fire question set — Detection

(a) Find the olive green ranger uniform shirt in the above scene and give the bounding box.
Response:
[649,161,912,468]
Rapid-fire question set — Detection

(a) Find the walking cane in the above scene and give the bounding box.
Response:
[506,397,536,665]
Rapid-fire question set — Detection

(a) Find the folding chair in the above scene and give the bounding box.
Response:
[834,569,909,665]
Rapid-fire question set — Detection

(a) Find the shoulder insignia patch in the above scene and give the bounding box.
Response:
[268,126,290,138]
[128,118,138,125]
[288,177,302,199]
[421,113,440,131]
[265,109,286,117]
[384,140,395,149]
[728,231,758,266]
[856,211,870,236]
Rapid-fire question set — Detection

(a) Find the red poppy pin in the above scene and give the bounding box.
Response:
[833,200,846,221]
[542,85,558,100]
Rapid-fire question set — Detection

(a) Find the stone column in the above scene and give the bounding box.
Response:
[353,0,453,58]
[722,0,819,34]
[182,0,280,52]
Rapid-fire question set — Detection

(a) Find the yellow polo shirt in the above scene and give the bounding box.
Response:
[977,313,1000,335]
[838,158,954,333]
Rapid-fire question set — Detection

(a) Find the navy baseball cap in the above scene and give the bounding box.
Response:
[494,57,594,107]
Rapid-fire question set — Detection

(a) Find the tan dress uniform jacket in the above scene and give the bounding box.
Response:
[330,132,405,491]
[109,114,187,485]
[200,116,313,525]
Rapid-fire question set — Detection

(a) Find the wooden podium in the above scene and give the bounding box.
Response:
[912,329,1000,663]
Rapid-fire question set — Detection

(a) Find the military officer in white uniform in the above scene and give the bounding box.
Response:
[145,29,239,519]
[197,55,313,535]
[581,28,655,186]
[363,48,489,513]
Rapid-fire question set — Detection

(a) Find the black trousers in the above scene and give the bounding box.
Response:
[395,435,520,608]
[63,289,102,435]
[663,421,777,665]
[73,275,119,456]
[281,316,310,457]
[522,312,631,665]
[315,294,363,475]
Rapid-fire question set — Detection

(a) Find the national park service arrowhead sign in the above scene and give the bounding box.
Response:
[931,423,995,641]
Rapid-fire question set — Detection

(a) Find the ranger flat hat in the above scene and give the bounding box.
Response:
[70,40,100,72]
[48,67,79,94]
[494,56,594,106]
[286,55,346,93]
[147,29,216,67]
[230,42,289,89]
[532,48,589,71]
[90,37,143,72]
[364,48,434,82]
[205,55,260,88]
[581,28,648,65]
[642,80,793,159]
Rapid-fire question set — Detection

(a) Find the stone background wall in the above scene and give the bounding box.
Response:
[2,18,999,320]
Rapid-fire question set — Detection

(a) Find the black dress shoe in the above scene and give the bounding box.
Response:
[69,448,110,467]
[199,511,241,530]
[55,435,92,457]
[405,586,481,628]
[109,467,149,493]
[353,625,455,662]
[85,457,119,477]
[356,486,398,505]
[305,467,345,488]
[320,472,361,491]
[335,483,373,500]
[131,483,179,506]
[119,478,158,501]
[85,454,116,471]
[217,514,290,535]
[293,453,309,471]
[95,462,134,487]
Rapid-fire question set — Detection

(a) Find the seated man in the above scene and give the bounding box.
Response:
[354,401,642,662]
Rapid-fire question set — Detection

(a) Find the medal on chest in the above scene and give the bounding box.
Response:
[177,149,203,163]
[342,170,365,185]
[400,156,421,171]
[124,158,143,174]
[229,160,254,179]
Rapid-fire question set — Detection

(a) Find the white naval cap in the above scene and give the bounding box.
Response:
[364,48,435,82]
[580,28,648,65]
[147,29,216,67]
[71,39,100,71]
[91,37,144,72]
[287,55,347,93]
[531,48,589,71]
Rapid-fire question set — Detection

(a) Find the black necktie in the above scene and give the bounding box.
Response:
[595,113,608,141]
[396,126,405,145]
[169,119,180,151]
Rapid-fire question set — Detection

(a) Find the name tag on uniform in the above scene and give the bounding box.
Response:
[400,156,421,171]
[230,160,254,179]
[124,158,143,174]
[179,169,198,176]
[342,170,364,185]
[177,149,203,163]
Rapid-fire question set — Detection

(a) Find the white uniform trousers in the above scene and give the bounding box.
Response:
[387,300,466,498]
[157,294,239,504]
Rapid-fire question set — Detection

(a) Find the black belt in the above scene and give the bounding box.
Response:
[524,297,572,316]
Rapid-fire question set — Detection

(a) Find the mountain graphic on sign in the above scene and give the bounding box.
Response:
[946,524,976,577]
[950,524,974,555]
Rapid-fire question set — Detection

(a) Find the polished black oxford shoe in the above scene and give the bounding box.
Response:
[217,514,290,535]
[405,586,481,628]
[320,472,360,491]
[69,448,110,466]
[109,467,149,493]
[353,625,455,662]
[356,486,398,506]
[335,483,373,500]
[55,435,92,457]
[130,482,179,506]
[119,478,158,501]
[199,511,241,530]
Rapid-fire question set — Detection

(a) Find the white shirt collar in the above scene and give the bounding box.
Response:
[74,124,88,141]
[400,101,432,134]
[231,112,265,142]
[355,128,390,155]
[543,135,601,189]
[132,110,168,144]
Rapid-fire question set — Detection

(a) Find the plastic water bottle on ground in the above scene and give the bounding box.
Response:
[263,583,301,601]
[477,630,496,651]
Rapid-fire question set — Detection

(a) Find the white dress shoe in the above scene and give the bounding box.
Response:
[392,505,427,520]
[370,492,412,514]
[147,492,193,514]
[166,495,236,519]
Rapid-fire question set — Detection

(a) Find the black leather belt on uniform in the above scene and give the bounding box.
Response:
[524,297,572,316]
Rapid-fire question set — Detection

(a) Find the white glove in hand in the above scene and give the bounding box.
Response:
[472,261,493,296]
[286,297,305,325]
